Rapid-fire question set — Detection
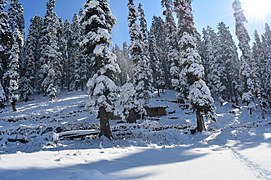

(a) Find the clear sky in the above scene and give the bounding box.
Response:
[20,0,271,46]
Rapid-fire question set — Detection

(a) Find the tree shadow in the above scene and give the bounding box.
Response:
[0,146,207,180]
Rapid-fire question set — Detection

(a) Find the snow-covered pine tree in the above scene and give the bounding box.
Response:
[61,19,73,91]
[81,0,120,139]
[174,0,216,132]
[47,83,56,101]
[161,0,179,90]
[149,27,165,96]
[70,14,81,91]
[137,3,154,95]
[128,0,153,119]
[150,16,170,87]
[18,76,32,102]
[8,0,25,60]
[232,0,256,114]
[253,30,268,118]
[3,39,20,111]
[217,22,240,105]
[24,16,42,91]
[78,9,89,91]
[264,23,271,47]
[205,26,226,105]
[0,0,12,82]
[119,82,139,122]
[39,0,62,96]
[263,23,271,107]
[138,3,148,50]
[21,16,42,100]
[201,28,212,82]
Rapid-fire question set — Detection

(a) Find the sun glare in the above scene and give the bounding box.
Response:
[242,0,271,20]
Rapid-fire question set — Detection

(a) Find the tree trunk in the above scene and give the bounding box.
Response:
[98,107,112,140]
[157,88,160,97]
[127,109,137,123]
[11,101,17,112]
[196,109,205,132]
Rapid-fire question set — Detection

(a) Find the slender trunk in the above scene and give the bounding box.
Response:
[157,88,160,97]
[196,109,205,132]
[81,81,85,91]
[11,101,17,112]
[98,107,112,140]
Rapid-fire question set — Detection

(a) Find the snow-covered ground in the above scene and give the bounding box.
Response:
[0,91,271,180]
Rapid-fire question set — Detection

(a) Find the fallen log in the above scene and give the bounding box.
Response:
[58,130,99,140]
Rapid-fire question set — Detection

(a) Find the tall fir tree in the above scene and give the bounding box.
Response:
[0,0,12,107]
[70,14,81,91]
[21,16,42,100]
[61,19,73,90]
[3,39,20,111]
[39,0,62,97]
[78,9,89,91]
[128,0,153,120]
[253,30,268,118]
[232,0,256,114]
[82,0,120,139]
[174,0,216,132]
[205,26,226,105]
[149,27,165,96]
[217,22,240,105]
[150,16,170,87]
[8,0,25,61]
[263,23,271,107]
[161,0,179,90]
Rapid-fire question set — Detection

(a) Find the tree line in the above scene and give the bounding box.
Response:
[0,0,270,139]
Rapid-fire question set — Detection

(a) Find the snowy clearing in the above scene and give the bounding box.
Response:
[0,91,270,179]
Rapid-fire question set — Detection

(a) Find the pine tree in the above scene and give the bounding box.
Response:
[21,16,42,99]
[61,19,73,90]
[232,0,255,114]
[217,22,240,105]
[149,27,165,96]
[150,16,170,87]
[47,83,56,101]
[138,4,148,49]
[82,0,120,139]
[128,0,153,120]
[3,40,20,111]
[201,28,212,81]
[0,0,12,81]
[162,0,179,90]
[8,0,25,57]
[263,23,271,107]
[70,14,81,91]
[39,0,62,96]
[78,9,89,91]
[205,26,226,105]
[174,0,216,132]
[253,30,268,118]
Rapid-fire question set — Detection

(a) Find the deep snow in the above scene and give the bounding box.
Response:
[0,90,270,179]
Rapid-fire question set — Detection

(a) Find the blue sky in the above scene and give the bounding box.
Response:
[20,0,269,46]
